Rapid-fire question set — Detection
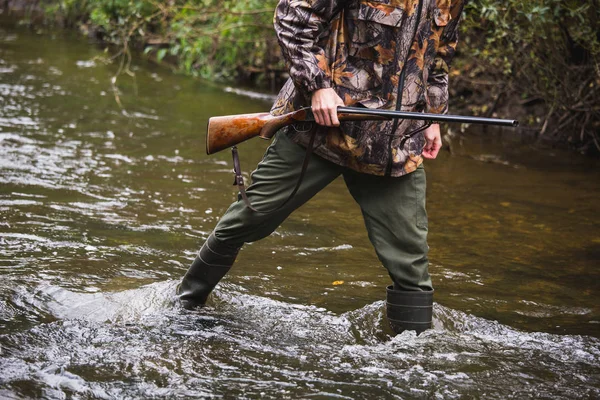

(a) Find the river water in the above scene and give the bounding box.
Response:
[1,23,599,399]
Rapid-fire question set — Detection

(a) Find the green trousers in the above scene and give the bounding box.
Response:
[212,132,432,291]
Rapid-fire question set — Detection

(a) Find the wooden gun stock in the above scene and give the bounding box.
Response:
[206,109,310,155]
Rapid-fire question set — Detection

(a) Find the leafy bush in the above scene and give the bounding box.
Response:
[44,0,279,82]
[461,0,600,152]
[164,0,278,80]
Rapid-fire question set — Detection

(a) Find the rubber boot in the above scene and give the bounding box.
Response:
[176,234,240,309]
[386,285,434,335]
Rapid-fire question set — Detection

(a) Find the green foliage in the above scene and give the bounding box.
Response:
[43,0,92,27]
[165,0,279,80]
[43,0,280,81]
[464,0,599,75]
[461,0,600,151]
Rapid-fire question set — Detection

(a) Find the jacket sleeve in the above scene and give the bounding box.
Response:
[426,0,465,114]
[274,0,345,97]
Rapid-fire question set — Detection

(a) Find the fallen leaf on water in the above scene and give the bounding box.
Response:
[332,281,344,286]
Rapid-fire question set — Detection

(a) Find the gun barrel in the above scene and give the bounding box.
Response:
[337,106,518,127]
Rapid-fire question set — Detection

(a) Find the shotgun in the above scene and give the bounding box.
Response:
[206,106,519,155]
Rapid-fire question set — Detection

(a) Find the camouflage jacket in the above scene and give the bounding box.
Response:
[271,0,464,176]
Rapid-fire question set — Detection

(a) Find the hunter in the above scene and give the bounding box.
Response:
[177,0,465,334]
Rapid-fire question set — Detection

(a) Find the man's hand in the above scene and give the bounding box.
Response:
[422,124,442,159]
[311,88,345,127]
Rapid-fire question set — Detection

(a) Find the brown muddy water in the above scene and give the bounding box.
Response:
[1,23,599,399]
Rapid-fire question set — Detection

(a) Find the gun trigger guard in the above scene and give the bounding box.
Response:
[399,120,433,150]
[291,121,315,133]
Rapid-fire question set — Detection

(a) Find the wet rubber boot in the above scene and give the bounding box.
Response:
[386,285,434,335]
[176,234,240,309]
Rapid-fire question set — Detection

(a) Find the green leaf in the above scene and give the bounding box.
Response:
[157,48,167,62]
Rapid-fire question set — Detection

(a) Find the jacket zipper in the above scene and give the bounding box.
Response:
[385,0,424,176]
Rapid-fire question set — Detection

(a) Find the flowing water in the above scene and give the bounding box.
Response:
[1,22,599,399]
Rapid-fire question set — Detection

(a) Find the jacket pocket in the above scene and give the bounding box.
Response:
[348,1,406,58]
[357,1,406,27]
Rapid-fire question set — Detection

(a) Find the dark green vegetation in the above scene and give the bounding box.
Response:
[460,1,600,154]
[42,0,283,85]
[4,0,600,153]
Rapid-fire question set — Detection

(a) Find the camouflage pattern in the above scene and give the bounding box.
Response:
[271,0,465,176]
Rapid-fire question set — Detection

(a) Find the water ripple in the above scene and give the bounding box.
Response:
[0,282,598,398]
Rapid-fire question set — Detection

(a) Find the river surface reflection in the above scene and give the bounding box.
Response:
[1,23,599,399]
